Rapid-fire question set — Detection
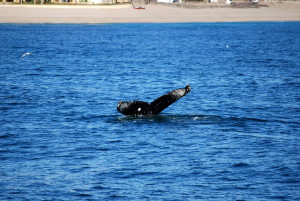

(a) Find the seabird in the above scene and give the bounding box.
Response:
[21,52,33,58]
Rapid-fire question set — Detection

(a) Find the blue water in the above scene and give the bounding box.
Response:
[0,22,300,200]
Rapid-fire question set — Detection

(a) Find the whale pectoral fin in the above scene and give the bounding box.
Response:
[149,85,191,115]
[117,101,150,116]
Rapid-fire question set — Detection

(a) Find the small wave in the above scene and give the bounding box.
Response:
[228,117,268,122]
[108,195,128,199]
[0,106,12,111]
[24,73,42,76]
[111,114,221,123]
[76,193,93,198]
[232,163,250,167]
[109,114,268,125]
[0,134,14,139]
[93,185,109,190]
[277,179,300,184]
[77,114,118,122]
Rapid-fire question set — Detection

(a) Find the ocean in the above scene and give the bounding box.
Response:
[0,22,299,200]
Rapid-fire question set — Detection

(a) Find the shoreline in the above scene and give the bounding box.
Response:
[0,2,300,24]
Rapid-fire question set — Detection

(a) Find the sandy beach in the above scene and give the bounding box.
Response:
[0,1,300,23]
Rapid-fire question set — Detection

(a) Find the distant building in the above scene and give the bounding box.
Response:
[89,0,132,4]
[157,0,181,3]
[89,0,116,4]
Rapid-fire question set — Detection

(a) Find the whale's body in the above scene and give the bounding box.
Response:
[117,85,191,117]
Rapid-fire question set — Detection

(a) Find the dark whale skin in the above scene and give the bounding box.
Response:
[117,85,191,117]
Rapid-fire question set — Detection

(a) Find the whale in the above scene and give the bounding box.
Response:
[117,85,191,117]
